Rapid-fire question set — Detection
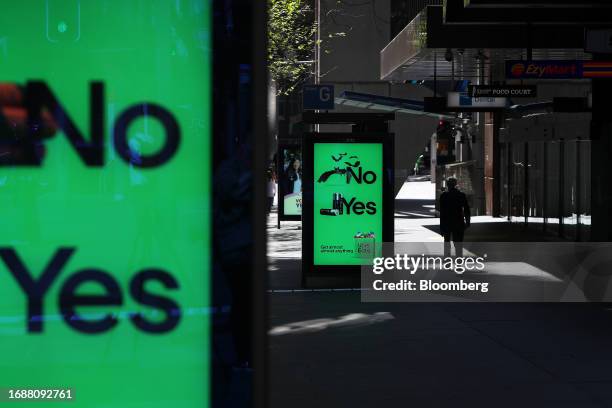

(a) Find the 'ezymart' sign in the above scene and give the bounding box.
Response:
[506,60,612,79]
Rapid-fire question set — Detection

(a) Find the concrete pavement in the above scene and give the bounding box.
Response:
[268,181,612,407]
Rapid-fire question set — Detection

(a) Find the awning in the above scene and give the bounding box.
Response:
[380,5,590,82]
[335,91,454,119]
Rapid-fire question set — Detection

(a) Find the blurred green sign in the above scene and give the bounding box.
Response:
[0,1,210,406]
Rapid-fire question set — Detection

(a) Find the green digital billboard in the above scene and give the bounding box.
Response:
[277,144,302,220]
[0,1,210,406]
[313,143,383,265]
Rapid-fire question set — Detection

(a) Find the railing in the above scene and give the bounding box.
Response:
[380,7,430,80]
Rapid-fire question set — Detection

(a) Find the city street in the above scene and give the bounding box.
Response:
[269,182,612,407]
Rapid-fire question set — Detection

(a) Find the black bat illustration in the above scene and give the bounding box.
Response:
[317,167,347,182]
[349,155,358,159]
[344,160,360,167]
[331,153,347,162]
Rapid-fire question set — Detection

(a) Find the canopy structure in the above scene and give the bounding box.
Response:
[335,91,454,119]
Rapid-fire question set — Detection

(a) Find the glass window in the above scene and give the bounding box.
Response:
[578,140,591,241]
[563,140,578,240]
[527,141,545,229]
[500,143,509,218]
[510,142,525,224]
[545,141,561,236]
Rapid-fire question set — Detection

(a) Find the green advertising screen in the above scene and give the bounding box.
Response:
[0,1,210,407]
[283,192,302,216]
[313,143,383,265]
[278,145,302,219]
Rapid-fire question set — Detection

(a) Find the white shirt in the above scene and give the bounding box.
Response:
[267,180,276,197]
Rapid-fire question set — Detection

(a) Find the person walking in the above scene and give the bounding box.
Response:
[267,169,277,215]
[439,177,470,257]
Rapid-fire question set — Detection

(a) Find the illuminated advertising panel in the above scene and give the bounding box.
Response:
[0,1,210,406]
[313,142,383,266]
[302,133,393,283]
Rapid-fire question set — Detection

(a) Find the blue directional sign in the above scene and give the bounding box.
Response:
[303,84,335,110]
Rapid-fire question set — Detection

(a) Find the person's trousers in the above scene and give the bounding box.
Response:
[443,228,464,257]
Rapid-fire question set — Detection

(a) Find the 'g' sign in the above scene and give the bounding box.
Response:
[303,84,335,110]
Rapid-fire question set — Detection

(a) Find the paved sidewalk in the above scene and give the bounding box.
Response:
[268,182,612,408]
[270,293,612,408]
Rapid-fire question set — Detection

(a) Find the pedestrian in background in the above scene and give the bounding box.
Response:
[439,177,470,257]
[267,169,276,215]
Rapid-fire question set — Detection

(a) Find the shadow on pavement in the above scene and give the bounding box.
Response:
[395,198,436,219]
[268,191,612,407]
[423,222,565,242]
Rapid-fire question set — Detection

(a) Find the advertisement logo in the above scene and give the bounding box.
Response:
[511,63,526,77]
[506,60,582,79]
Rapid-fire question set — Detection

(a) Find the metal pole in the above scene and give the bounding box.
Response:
[559,139,564,238]
[314,0,320,133]
[576,139,581,241]
[315,0,320,85]
[434,51,437,97]
[524,142,529,227]
[543,142,548,232]
[507,143,512,221]
[526,21,533,61]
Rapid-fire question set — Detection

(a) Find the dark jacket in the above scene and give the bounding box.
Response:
[284,169,301,194]
[439,188,470,233]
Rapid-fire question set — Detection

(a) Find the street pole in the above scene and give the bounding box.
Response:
[314,0,321,133]
[315,0,320,86]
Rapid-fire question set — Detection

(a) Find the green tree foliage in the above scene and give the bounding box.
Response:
[268,0,316,96]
